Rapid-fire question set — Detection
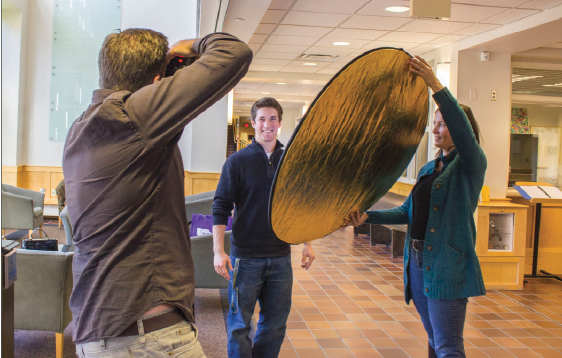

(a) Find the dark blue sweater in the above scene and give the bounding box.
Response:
[212,139,291,258]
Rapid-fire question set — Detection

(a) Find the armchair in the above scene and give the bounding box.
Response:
[185,190,215,204]
[1,184,45,238]
[59,206,73,245]
[185,197,214,223]
[191,230,231,288]
[15,249,73,358]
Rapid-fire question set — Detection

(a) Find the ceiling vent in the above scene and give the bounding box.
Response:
[297,53,339,62]
[410,0,450,20]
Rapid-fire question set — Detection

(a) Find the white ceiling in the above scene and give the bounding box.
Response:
[229,0,562,115]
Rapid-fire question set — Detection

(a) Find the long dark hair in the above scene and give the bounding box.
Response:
[435,104,481,158]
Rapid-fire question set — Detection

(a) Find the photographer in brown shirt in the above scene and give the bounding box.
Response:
[63,30,252,357]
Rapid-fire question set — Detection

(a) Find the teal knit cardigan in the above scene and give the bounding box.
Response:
[366,87,487,303]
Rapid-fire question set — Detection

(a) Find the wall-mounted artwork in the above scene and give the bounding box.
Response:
[269,48,429,244]
[511,108,530,134]
[49,1,121,142]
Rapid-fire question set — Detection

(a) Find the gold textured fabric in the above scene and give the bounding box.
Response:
[270,48,429,244]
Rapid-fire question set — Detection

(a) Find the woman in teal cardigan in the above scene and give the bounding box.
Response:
[346,56,487,358]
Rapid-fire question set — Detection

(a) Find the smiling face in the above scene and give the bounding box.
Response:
[433,110,454,154]
[252,107,282,147]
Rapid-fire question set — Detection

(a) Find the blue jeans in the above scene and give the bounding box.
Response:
[227,255,293,358]
[409,246,468,358]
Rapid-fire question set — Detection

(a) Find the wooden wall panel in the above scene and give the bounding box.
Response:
[479,257,524,290]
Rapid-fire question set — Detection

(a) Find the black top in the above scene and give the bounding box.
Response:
[212,139,291,258]
[62,33,252,344]
[410,170,440,240]
[410,150,458,241]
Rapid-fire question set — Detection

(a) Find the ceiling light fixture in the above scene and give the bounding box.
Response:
[262,92,270,94]
[276,82,286,85]
[303,63,317,66]
[385,6,409,13]
[333,42,350,46]
[234,18,245,21]
[543,83,562,87]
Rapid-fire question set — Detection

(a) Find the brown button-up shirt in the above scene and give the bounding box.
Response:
[63,33,252,344]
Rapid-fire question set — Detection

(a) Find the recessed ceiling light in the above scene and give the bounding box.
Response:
[333,42,350,46]
[262,92,270,94]
[234,18,245,21]
[385,6,409,13]
[543,83,562,87]
[303,63,317,66]
[276,82,286,85]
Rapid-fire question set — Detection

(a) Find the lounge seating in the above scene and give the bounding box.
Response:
[59,206,73,245]
[185,190,215,203]
[15,249,73,358]
[191,230,231,288]
[185,197,214,224]
[353,192,408,257]
[1,184,45,238]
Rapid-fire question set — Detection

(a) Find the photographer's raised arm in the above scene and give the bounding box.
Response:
[126,32,253,148]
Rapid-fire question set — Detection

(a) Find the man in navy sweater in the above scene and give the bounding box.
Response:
[212,97,315,357]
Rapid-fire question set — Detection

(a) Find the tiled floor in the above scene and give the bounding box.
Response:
[274,227,562,358]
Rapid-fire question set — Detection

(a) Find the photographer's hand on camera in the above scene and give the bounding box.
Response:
[167,39,198,62]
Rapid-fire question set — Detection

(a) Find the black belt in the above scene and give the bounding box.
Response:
[118,310,185,337]
[410,239,425,252]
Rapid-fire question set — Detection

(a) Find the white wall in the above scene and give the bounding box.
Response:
[2,8,23,166]
[16,0,229,173]
[2,0,28,166]
[457,51,512,198]
[187,96,229,172]
[278,107,301,146]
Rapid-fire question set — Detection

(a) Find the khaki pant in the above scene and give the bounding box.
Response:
[76,321,206,358]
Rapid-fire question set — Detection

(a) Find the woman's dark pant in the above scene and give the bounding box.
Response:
[408,246,468,358]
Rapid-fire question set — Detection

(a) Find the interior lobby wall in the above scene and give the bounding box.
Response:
[278,107,301,146]
[457,50,512,199]
[2,1,27,167]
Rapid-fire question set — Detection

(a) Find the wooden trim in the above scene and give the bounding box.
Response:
[56,333,64,358]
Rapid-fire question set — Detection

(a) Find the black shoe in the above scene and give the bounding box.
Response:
[428,345,437,358]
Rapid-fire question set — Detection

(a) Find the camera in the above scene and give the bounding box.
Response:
[165,56,196,77]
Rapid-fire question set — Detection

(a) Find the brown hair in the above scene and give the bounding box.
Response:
[98,29,169,93]
[435,104,481,158]
[251,97,283,123]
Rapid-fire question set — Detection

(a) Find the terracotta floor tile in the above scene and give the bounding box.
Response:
[525,328,557,338]
[350,348,383,358]
[516,338,551,348]
[467,337,499,348]
[479,347,516,357]
[384,330,414,339]
[306,322,332,330]
[467,321,495,329]
[541,337,562,348]
[287,330,314,339]
[323,348,355,358]
[375,348,410,358]
[342,338,373,348]
[369,338,400,348]
[336,329,364,338]
[330,321,356,330]
[477,328,509,337]
[282,339,293,349]
[503,328,534,338]
[464,348,489,358]
[402,348,427,358]
[278,348,298,358]
[353,321,381,329]
[311,329,339,339]
[532,348,562,358]
[317,338,347,348]
[287,322,308,330]
[290,339,321,349]
[505,348,543,358]
[301,313,327,321]
[393,338,424,348]
[491,337,526,347]
[294,348,326,358]
[297,307,322,314]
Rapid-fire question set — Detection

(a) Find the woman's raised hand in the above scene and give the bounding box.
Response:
[409,55,444,94]
[342,210,369,228]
